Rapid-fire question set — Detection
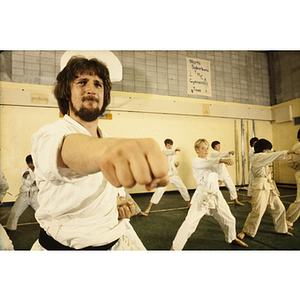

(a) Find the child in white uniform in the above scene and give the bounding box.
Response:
[211,141,244,206]
[6,155,39,231]
[286,129,300,229]
[237,139,300,240]
[143,139,190,216]
[171,139,248,250]
[0,171,14,250]
[247,137,258,203]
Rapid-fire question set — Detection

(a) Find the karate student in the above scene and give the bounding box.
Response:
[286,129,300,229]
[30,56,169,250]
[6,155,39,231]
[142,138,190,216]
[116,192,146,250]
[247,137,258,203]
[211,140,244,206]
[237,139,300,240]
[171,139,248,250]
[0,171,14,250]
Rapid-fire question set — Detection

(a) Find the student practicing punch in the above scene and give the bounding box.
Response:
[171,139,248,250]
[6,155,39,231]
[238,139,300,240]
[142,138,190,216]
[211,140,245,206]
[247,137,258,204]
[0,171,14,250]
[286,129,300,229]
[30,56,169,251]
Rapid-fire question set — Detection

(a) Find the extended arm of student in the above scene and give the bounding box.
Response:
[211,151,232,159]
[253,149,300,169]
[219,158,234,166]
[60,134,170,191]
[287,149,300,155]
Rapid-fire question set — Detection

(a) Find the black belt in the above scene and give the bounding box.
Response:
[38,227,119,250]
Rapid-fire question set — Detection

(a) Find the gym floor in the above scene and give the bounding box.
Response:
[1,186,299,251]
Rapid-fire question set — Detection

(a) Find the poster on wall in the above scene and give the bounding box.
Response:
[186,57,212,97]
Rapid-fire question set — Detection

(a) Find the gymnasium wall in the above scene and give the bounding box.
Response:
[1,50,299,202]
[268,51,300,105]
[1,81,272,201]
[1,50,270,106]
[271,98,300,184]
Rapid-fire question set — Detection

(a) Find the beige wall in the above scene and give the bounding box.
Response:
[272,98,300,184]
[0,81,277,202]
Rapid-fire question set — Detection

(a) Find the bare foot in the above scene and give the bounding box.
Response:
[187,201,191,208]
[234,199,245,206]
[237,231,245,239]
[232,238,248,248]
[287,225,294,230]
[248,197,252,204]
[138,211,149,217]
[276,231,293,236]
[170,246,174,251]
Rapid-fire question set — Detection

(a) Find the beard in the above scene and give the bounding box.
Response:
[70,97,103,122]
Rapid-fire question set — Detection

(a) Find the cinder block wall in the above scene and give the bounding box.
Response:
[268,51,300,105]
[1,50,271,106]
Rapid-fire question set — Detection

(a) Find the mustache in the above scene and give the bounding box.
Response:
[82,96,99,103]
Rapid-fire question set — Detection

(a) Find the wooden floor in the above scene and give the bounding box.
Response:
[1,186,299,251]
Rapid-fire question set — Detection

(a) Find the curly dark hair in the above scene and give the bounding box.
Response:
[54,56,112,115]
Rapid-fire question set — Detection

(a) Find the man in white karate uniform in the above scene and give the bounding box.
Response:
[30,56,169,250]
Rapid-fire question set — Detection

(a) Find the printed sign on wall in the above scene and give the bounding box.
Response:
[186,57,212,97]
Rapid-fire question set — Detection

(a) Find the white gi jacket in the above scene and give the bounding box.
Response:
[19,167,38,197]
[251,151,288,193]
[192,157,221,210]
[162,149,178,176]
[211,150,231,181]
[0,171,9,203]
[31,115,126,249]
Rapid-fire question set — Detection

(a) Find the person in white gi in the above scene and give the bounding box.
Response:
[171,139,248,250]
[0,171,14,250]
[142,139,190,216]
[211,141,244,206]
[286,129,300,229]
[30,56,169,251]
[247,137,258,203]
[6,155,39,231]
[237,138,300,240]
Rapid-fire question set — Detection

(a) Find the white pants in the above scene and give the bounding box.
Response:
[0,224,14,250]
[247,168,254,197]
[220,167,237,200]
[286,170,300,226]
[6,191,39,230]
[150,174,190,204]
[172,190,236,250]
[242,187,287,237]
